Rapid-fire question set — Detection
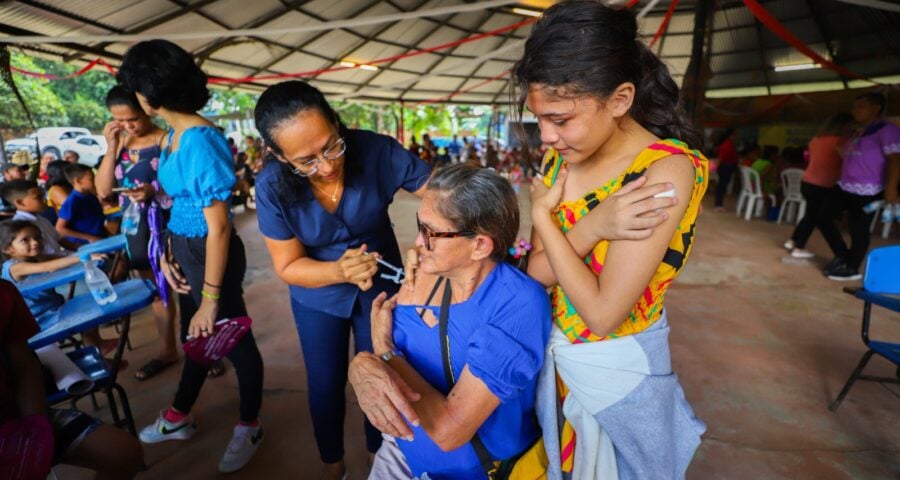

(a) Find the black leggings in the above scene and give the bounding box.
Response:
[715,163,737,207]
[791,182,838,249]
[170,232,264,423]
[817,189,881,270]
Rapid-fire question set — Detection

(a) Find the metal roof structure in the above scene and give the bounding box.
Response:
[1,0,898,104]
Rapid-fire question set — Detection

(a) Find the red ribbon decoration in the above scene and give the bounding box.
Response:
[742,0,874,82]
[625,0,641,7]
[205,18,536,84]
[9,18,536,86]
[11,57,117,79]
[649,0,678,48]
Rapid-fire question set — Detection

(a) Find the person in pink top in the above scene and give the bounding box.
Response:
[784,112,853,258]
[821,92,900,280]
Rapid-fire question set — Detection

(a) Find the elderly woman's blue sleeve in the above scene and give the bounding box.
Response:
[465,292,550,402]
[190,129,236,208]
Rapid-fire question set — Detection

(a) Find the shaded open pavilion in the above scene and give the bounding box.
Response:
[1,0,898,479]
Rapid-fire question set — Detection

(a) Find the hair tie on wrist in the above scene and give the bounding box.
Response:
[204,281,221,288]
[508,239,533,259]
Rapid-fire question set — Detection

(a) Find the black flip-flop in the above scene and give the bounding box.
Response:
[207,359,227,378]
[134,358,175,381]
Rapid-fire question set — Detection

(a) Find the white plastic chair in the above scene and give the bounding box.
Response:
[735,166,776,221]
[777,168,805,224]
[869,203,894,239]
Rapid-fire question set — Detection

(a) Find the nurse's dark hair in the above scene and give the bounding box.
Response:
[427,164,519,263]
[117,40,209,113]
[254,80,342,156]
[511,0,701,148]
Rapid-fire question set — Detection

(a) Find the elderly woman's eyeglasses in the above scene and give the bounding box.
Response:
[287,137,346,177]
[416,213,476,251]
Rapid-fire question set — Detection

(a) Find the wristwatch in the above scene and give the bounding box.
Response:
[379,349,405,363]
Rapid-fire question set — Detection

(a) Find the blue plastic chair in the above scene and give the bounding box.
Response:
[829,245,900,411]
[44,346,137,434]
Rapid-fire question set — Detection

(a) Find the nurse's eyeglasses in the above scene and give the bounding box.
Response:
[416,213,476,251]
[286,137,346,177]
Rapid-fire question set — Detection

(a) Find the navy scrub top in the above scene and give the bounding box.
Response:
[255,129,431,318]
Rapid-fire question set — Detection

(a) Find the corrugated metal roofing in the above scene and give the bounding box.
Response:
[0,0,897,103]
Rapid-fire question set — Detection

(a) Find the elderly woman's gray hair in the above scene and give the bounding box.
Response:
[427,164,519,262]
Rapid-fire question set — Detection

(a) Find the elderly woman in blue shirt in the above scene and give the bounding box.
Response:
[117,39,265,474]
[253,80,431,479]
[348,164,551,480]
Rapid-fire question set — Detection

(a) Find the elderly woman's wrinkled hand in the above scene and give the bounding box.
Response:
[371,291,399,354]
[349,352,421,440]
[530,168,568,216]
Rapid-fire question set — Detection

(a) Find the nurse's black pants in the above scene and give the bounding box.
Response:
[291,297,382,463]
[170,232,264,423]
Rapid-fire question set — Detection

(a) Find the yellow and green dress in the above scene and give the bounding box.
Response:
[540,139,709,472]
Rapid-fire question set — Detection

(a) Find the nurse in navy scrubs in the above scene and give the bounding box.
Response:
[253,80,430,479]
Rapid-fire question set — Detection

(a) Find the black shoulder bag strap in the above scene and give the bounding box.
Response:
[417,276,445,320]
[437,278,497,478]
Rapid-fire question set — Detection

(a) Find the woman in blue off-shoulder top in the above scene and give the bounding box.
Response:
[117,39,264,474]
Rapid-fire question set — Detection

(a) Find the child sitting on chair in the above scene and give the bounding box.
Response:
[0,279,143,480]
[55,164,106,245]
[1,179,79,254]
[0,220,109,350]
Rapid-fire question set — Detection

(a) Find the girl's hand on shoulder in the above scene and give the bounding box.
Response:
[581,175,678,241]
[530,168,568,217]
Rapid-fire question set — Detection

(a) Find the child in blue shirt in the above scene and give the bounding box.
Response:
[1,179,77,254]
[56,164,106,245]
[1,220,106,341]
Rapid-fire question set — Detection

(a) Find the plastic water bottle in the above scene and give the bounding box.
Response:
[81,254,117,305]
[881,203,894,224]
[121,202,140,236]
[862,200,883,215]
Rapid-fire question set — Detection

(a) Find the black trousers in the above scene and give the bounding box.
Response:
[818,188,882,270]
[170,232,264,422]
[715,163,737,207]
[791,182,839,249]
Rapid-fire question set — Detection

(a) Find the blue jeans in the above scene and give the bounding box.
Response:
[291,296,383,463]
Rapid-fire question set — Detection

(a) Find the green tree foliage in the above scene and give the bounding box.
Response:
[0,54,69,130]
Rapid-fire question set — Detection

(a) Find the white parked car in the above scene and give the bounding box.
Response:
[3,127,108,167]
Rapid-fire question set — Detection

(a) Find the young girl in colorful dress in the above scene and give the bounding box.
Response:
[517,2,707,478]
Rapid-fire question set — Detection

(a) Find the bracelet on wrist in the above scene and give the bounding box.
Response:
[200,290,220,300]
[379,349,404,363]
[203,280,222,288]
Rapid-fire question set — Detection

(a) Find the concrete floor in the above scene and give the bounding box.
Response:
[56,191,899,479]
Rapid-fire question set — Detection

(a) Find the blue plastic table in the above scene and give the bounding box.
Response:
[77,234,126,255]
[29,279,156,349]
[16,262,85,296]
